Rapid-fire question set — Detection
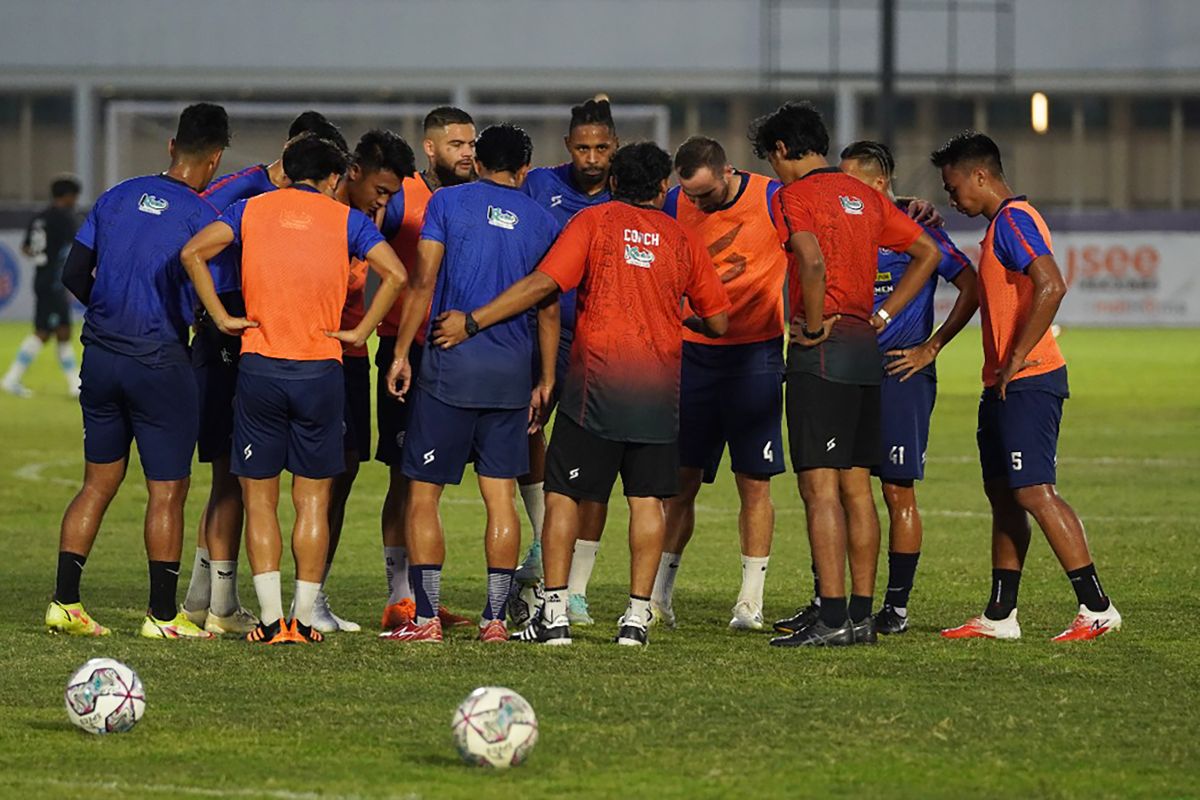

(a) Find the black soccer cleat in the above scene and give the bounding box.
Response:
[510,614,572,646]
[850,615,878,644]
[613,615,649,647]
[769,618,855,647]
[773,603,820,634]
[873,605,909,635]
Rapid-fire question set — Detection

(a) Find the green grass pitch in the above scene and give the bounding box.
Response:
[0,321,1196,799]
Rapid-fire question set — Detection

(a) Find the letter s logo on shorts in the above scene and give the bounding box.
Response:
[243,443,253,460]
[568,468,580,480]
[423,449,436,465]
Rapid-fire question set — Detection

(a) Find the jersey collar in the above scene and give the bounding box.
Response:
[995,195,1028,215]
[797,165,841,182]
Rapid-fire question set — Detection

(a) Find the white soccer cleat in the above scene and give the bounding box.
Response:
[204,606,260,635]
[567,593,594,626]
[1052,603,1122,642]
[940,608,1021,640]
[649,600,675,630]
[311,592,361,633]
[729,600,764,631]
[2,380,33,398]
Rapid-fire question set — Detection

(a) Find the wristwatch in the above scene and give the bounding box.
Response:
[465,311,480,338]
[874,308,892,327]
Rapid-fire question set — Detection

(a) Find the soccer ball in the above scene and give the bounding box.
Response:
[451,687,538,768]
[506,580,544,629]
[64,658,146,734]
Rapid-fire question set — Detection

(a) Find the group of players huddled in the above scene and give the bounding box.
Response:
[41,95,1121,647]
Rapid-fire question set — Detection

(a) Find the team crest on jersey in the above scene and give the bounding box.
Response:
[137,193,169,216]
[624,244,655,269]
[487,205,519,230]
[839,195,865,215]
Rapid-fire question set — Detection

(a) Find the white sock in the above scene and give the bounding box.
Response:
[182,548,211,612]
[56,341,79,388]
[518,481,545,543]
[652,552,682,607]
[252,571,283,625]
[209,559,238,617]
[4,334,42,385]
[738,555,770,608]
[384,546,410,604]
[293,580,321,627]
[567,540,601,596]
[543,585,568,623]
[626,595,652,624]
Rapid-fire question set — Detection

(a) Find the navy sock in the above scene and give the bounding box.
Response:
[483,568,514,621]
[409,564,442,622]
[984,569,1022,621]
[1066,563,1110,612]
[818,596,848,627]
[55,551,86,604]
[147,560,180,621]
[885,551,921,609]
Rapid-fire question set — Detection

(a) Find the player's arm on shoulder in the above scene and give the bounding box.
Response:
[898,196,945,227]
[180,220,254,336]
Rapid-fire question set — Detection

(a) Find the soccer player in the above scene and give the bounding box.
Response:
[2,175,82,398]
[374,106,477,631]
[838,140,979,634]
[44,103,231,639]
[748,101,941,648]
[181,134,407,645]
[434,142,731,647]
[515,96,618,623]
[380,124,560,644]
[931,131,1121,641]
[183,111,347,635]
[648,135,787,631]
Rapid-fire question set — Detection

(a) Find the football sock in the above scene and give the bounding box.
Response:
[543,585,568,623]
[984,568,1022,620]
[848,594,873,624]
[738,554,769,607]
[252,571,283,625]
[811,562,821,606]
[410,564,442,624]
[1066,563,1110,613]
[292,580,321,627]
[567,539,600,596]
[518,482,545,543]
[56,341,78,384]
[384,546,409,604]
[147,560,180,621]
[54,551,86,604]
[208,559,238,617]
[626,594,652,624]
[884,551,921,610]
[3,334,41,385]
[182,547,211,612]
[818,596,848,627]
[651,551,681,607]
[483,568,515,621]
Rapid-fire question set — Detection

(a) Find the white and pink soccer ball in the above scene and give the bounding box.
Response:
[452,687,538,768]
[64,658,146,734]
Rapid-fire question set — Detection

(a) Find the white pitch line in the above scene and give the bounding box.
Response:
[5,777,415,800]
[12,459,79,487]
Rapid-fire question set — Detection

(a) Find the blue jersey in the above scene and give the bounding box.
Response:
[75,174,220,366]
[201,165,277,295]
[521,163,610,332]
[418,180,560,409]
[874,222,971,353]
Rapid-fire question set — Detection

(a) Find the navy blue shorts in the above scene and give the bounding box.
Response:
[80,345,198,481]
[231,357,345,480]
[678,339,785,483]
[342,355,371,461]
[191,324,240,464]
[401,385,528,485]
[375,337,423,466]
[977,388,1063,489]
[874,370,936,483]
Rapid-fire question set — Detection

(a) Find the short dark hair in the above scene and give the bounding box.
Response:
[50,175,82,198]
[474,124,533,174]
[424,106,474,132]
[174,103,231,156]
[288,110,348,153]
[840,140,895,180]
[353,129,416,178]
[674,136,727,179]
[569,97,615,133]
[609,142,672,203]
[930,130,1004,175]
[282,134,350,184]
[747,100,828,160]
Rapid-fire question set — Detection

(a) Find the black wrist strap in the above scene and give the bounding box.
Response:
[465,311,480,337]
[802,327,823,340]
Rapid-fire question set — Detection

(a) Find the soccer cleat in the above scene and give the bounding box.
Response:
[139,611,216,640]
[478,618,509,643]
[378,616,443,642]
[874,605,909,635]
[2,380,33,398]
[45,601,110,637]
[514,540,543,583]
[773,603,820,634]
[851,616,878,644]
[246,619,284,644]
[648,600,674,629]
[381,598,416,630]
[940,609,1021,640]
[204,606,259,635]
[770,618,855,647]
[309,592,361,633]
[729,600,765,631]
[182,605,208,628]
[511,614,572,645]
[438,606,473,628]
[614,613,649,647]
[293,619,324,643]
[1052,603,1122,642]
[567,593,595,626]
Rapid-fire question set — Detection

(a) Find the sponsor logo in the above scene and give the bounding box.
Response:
[1063,244,1159,290]
[826,437,837,452]
[0,243,19,312]
[487,205,519,230]
[423,449,436,465]
[839,195,864,215]
[550,194,563,207]
[624,244,655,269]
[137,193,169,215]
[568,468,580,480]
[279,209,313,230]
[216,570,234,579]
